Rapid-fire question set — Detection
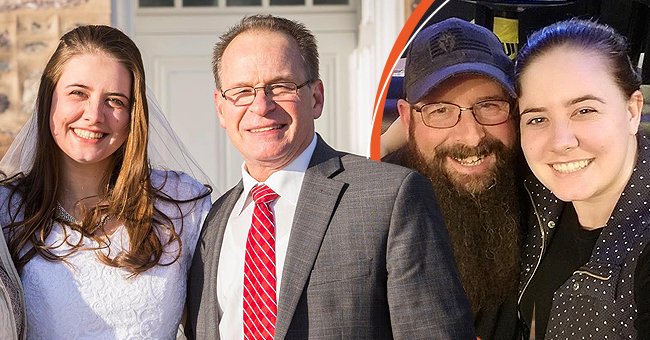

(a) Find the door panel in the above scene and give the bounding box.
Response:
[135,7,358,191]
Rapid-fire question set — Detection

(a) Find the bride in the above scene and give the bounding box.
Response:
[0,25,213,339]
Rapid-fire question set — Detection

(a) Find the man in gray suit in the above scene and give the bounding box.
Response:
[186,14,473,340]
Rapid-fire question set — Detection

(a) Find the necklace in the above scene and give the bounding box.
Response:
[55,202,111,231]
[55,202,81,227]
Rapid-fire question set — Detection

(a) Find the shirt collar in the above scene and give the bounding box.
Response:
[236,134,317,213]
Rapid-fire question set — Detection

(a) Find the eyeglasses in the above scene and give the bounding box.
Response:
[221,80,312,106]
[413,99,511,129]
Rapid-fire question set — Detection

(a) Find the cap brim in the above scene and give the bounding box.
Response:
[407,63,516,103]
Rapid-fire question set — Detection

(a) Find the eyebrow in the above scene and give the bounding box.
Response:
[475,94,510,102]
[422,94,509,106]
[65,84,130,101]
[520,94,605,116]
[266,76,296,83]
[566,94,605,106]
[520,107,545,116]
[224,76,300,89]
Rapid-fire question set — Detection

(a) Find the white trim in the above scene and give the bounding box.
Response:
[111,0,136,37]
[351,0,403,156]
[137,0,356,14]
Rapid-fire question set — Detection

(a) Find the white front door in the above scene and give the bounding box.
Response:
[133,0,359,192]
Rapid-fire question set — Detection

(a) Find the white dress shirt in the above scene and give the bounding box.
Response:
[217,135,317,340]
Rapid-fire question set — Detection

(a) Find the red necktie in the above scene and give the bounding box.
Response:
[243,184,279,339]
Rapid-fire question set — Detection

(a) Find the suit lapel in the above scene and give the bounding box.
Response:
[201,181,243,333]
[274,137,345,338]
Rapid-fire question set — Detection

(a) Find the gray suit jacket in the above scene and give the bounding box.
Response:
[186,136,474,339]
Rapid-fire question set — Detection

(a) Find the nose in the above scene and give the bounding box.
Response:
[247,87,276,116]
[450,110,486,146]
[82,97,105,123]
[550,121,578,153]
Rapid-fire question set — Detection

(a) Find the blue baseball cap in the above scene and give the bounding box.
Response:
[404,17,516,103]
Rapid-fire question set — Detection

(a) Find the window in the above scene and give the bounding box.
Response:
[139,0,348,8]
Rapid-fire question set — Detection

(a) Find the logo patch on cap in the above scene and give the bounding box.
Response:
[437,31,456,53]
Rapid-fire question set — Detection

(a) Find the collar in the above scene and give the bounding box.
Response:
[235,134,318,214]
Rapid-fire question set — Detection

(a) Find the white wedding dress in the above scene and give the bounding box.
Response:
[0,170,211,340]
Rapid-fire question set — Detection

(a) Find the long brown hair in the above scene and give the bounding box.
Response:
[2,25,209,275]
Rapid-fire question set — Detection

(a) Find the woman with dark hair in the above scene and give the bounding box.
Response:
[516,19,649,339]
[0,25,213,339]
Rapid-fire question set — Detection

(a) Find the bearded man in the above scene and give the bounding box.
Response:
[383,18,526,340]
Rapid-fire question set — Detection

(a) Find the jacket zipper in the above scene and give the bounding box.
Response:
[517,183,548,330]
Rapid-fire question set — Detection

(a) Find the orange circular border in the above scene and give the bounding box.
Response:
[369,0,436,160]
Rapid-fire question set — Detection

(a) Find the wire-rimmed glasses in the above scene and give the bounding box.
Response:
[413,99,511,128]
[221,80,312,106]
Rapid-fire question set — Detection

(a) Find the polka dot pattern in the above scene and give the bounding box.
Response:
[518,130,650,339]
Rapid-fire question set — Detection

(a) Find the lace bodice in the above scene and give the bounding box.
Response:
[0,170,212,340]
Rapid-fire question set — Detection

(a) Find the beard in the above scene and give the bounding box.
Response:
[404,128,522,316]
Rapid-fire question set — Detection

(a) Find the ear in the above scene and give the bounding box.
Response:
[214,89,227,128]
[626,89,643,135]
[310,79,325,119]
[397,98,412,138]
